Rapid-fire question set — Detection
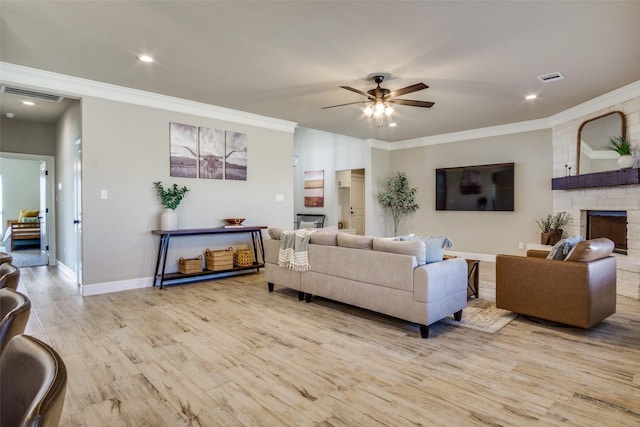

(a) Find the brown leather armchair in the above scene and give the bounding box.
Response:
[0,288,31,354]
[0,251,12,265]
[0,262,20,291]
[0,335,67,427]
[496,238,616,329]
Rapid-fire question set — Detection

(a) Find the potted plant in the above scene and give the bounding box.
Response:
[377,171,419,236]
[607,136,635,169]
[536,211,570,245]
[153,181,190,230]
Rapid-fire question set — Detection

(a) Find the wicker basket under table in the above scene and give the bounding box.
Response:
[234,248,255,267]
[178,255,203,274]
[205,248,234,271]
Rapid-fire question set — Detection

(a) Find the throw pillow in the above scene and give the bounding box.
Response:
[18,209,39,221]
[421,236,454,263]
[546,235,582,260]
[395,235,453,263]
[373,238,426,265]
[564,238,614,262]
[299,220,317,229]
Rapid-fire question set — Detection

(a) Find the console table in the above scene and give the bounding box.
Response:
[151,226,267,289]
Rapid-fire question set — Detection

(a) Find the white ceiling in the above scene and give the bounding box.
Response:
[1,1,640,142]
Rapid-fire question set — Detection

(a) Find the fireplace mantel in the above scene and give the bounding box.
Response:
[552,168,640,190]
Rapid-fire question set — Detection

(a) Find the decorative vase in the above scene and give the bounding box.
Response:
[617,155,635,169]
[160,209,178,230]
[541,229,563,245]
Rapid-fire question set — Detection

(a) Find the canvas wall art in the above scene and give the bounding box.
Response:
[170,123,198,178]
[169,122,248,181]
[304,170,324,207]
[225,131,248,181]
[198,126,224,179]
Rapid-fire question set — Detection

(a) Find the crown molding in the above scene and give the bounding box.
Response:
[549,79,640,126]
[378,79,640,151]
[0,62,298,134]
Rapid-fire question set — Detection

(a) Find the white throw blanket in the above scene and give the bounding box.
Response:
[278,228,316,271]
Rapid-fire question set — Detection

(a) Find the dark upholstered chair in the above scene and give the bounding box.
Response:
[0,335,67,427]
[0,252,13,265]
[0,262,20,290]
[0,288,31,355]
[496,238,616,329]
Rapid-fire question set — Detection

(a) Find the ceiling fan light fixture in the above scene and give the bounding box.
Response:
[363,105,373,116]
[374,102,385,115]
[385,105,394,116]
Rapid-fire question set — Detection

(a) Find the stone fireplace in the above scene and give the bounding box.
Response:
[552,100,640,300]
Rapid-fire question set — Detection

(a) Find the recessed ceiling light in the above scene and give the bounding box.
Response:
[525,94,537,100]
[388,123,398,127]
[5,112,15,118]
[137,54,154,63]
[22,100,35,106]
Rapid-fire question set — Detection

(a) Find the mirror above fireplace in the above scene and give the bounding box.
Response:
[577,111,626,175]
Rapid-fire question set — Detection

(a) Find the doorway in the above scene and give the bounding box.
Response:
[0,153,55,267]
[336,168,365,235]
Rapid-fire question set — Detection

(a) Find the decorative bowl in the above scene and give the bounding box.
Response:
[224,217,246,226]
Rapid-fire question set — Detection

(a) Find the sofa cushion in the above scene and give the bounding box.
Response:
[337,233,374,250]
[310,230,338,246]
[373,238,426,265]
[546,235,582,260]
[564,238,614,262]
[268,227,283,240]
[397,235,453,263]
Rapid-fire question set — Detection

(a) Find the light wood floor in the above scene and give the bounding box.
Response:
[15,264,640,426]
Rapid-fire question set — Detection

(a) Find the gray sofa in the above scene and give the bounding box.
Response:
[265,229,468,338]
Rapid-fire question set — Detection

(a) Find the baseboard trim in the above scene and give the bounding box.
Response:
[82,276,152,296]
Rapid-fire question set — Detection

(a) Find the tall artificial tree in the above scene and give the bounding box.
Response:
[377,171,419,236]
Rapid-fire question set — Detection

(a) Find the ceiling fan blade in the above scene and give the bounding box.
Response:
[387,99,435,108]
[321,100,369,109]
[340,86,376,100]
[384,83,428,99]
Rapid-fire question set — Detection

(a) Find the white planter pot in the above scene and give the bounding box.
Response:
[617,155,635,169]
[160,209,178,230]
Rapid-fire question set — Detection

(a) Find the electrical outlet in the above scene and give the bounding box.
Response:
[518,242,524,249]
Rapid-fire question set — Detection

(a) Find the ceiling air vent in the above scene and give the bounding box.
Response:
[1,86,64,102]
[537,72,565,83]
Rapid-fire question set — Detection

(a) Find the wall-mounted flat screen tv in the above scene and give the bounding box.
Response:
[435,162,514,211]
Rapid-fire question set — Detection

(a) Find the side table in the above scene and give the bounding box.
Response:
[466,259,480,298]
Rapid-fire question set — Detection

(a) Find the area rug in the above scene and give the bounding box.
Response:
[0,246,48,268]
[439,282,518,333]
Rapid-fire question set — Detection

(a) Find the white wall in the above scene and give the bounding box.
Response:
[80,96,294,288]
[0,158,40,232]
[55,101,82,271]
[0,118,55,156]
[293,127,375,232]
[388,129,553,256]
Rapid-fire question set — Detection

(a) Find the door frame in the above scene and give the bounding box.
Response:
[0,151,57,265]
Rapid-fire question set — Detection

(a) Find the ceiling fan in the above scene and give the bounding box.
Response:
[322,75,434,120]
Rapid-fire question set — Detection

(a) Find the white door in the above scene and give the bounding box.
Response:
[350,174,365,235]
[74,138,83,286]
[39,162,50,263]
